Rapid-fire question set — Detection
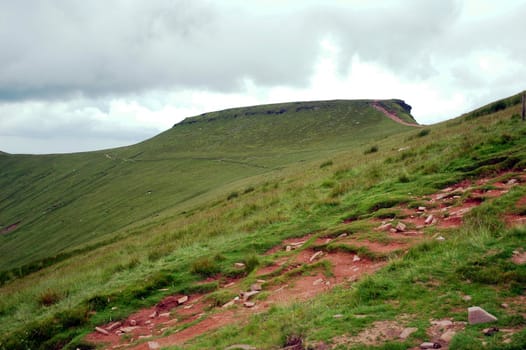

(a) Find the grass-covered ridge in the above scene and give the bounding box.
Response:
[0,99,414,273]
[1,94,526,349]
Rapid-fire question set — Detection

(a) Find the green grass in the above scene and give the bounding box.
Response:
[1,94,526,349]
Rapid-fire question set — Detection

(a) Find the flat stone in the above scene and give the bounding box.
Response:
[377,223,392,231]
[468,306,498,325]
[256,279,266,283]
[106,321,122,331]
[436,236,445,241]
[353,255,360,262]
[120,326,139,333]
[425,214,434,225]
[440,329,456,342]
[420,342,441,349]
[241,290,259,301]
[95,326,110,335]
[234,262,246,269]
[399,327,418,339]
[396,222,407,232]
[337,233,348,238]
[147,341,160,350]
[462,295,472,301]
[250,283,262,291]
[333,314,343,318]
[309,251,323,262]
[243,301,256,308]
[159,312,170,317]
[177,295,189,304]
[222,299,236,308]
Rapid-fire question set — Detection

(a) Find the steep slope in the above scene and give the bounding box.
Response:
[0,99,415,273]
[1,93,526,350]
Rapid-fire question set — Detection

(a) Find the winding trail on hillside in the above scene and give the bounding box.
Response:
[86,171,526,350]
[372,101,422,127]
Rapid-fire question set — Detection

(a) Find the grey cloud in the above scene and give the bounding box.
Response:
[0,0,464,102]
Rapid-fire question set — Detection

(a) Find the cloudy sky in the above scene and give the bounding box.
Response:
[1,0,525,154]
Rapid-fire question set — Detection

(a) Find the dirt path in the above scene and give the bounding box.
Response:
[372,101,422,127]
[86,171,526,350]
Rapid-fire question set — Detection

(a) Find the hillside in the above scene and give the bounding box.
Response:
[0,99,415,273]
[1,93,526,350]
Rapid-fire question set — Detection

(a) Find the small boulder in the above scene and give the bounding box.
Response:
[149,311,158,319]
[436,236,445,241]
[418,206,427,212]
[420,342,441,349]
[396,222,407,232]
[353,255,361,262]
[468,306,498,325]
[285,245,292,252]
[129,319,137,326]
[338,233,348,238]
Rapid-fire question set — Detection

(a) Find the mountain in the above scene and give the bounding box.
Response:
[1,94,526,350]
[0,99,415,272]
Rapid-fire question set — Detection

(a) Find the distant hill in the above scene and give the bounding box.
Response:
[0,99,416,272]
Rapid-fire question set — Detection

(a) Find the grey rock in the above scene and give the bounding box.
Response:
[468,306,498,324]
[396,222,407,232]
[420,342,441,349]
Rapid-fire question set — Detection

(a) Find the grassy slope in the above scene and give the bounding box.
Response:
[0,99,412,271]
[0,94,526,349]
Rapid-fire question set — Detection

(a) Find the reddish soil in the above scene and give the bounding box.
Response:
[86,171,526,349]
[371,102,421,127]
[1,221,20,234]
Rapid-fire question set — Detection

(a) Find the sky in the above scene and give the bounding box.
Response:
[0,0,525,154]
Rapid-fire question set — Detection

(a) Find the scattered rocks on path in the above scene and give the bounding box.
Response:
[468,306,498,324]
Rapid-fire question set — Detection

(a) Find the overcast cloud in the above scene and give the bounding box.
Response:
[0,0,525,154]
